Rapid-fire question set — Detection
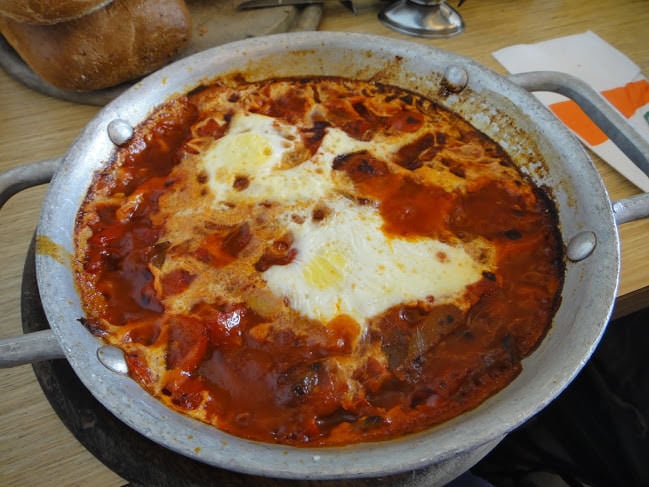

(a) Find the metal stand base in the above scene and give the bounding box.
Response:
[379,0,464,38]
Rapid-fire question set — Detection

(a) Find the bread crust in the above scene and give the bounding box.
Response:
[0,0,191,91]
[0,0,113,25]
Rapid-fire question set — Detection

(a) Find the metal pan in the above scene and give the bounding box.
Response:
[1,32,649,483]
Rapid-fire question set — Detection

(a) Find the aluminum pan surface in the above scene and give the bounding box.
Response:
[34,31,618,479]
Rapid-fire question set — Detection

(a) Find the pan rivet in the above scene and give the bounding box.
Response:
[567,231,597,262]
[107,119,134,146]
[97,345,129,375]
[442,65,468,93]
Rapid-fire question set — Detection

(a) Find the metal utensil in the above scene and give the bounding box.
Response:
[238,0,322,8]
[237,0,378,14]
[379,0,465,38]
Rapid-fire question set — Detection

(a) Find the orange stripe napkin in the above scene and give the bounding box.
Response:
[493,31,649,192]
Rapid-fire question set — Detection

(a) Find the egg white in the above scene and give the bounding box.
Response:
[203,112,334,204]
[263,197,489,333]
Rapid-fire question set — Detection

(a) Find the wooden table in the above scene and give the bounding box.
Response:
[1,1,647,485]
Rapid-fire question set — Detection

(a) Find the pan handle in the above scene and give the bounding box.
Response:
[0,158,66,367]
[508,71,649,225]
[0,158,61,207]
[0,330,63,367]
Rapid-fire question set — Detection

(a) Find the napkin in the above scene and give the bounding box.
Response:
[492,31,649,192]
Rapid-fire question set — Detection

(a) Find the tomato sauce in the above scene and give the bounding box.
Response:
[75,77,564,447]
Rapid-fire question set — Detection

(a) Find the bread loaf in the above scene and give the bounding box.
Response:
[0,0,191,91]
[0,0,113,25]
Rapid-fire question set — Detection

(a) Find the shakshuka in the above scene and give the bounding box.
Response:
[74,77,564,446]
